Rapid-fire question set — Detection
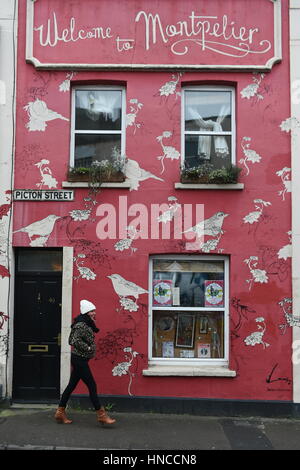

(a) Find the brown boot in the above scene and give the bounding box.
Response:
[54,406,72,424]
[96,406,116,425]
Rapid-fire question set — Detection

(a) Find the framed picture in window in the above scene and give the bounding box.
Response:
[199,315,209,334]
[157,316,175,332]
[175,314,195,348]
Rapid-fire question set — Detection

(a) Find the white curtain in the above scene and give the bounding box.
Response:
[76,91,120,122]
[188,105,230,159]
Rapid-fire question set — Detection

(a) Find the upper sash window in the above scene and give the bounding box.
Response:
[71,86,126,168]
[182,87,235,170]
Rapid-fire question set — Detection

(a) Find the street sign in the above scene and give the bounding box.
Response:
[13,190,74,201]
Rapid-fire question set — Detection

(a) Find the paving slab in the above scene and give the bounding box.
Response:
[0,407,300,452]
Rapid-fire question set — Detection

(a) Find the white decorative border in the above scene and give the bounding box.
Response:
[60,246,73,394]
[26,0,282,71]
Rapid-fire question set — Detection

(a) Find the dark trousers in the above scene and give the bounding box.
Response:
[59,354,101,410]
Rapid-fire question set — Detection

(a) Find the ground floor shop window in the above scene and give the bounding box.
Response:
[149,256,229,364]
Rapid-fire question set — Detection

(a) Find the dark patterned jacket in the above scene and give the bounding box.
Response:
[69,318,97,360]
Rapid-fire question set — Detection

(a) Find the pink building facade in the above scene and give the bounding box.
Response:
[3,0,299,415]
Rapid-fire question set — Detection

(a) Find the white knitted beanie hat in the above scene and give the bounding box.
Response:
[80,299,96,314]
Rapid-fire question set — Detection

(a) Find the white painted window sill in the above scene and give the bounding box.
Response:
[175,182,244,190]
[62,181,131,189]
[142,365,236,377]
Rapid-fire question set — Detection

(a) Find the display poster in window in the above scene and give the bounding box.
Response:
[162,341,174,358]
[175,314,195,348]
[180,350,194,358]
[197,343,211,358]
[153,280,173,306]
[172,287,180,306]
[204,280,224,307]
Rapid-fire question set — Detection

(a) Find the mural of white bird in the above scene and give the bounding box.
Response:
[157,201,181,223]
[13,215,61,245]
[183,211,229,238]
[107,273,148,300]
[24,98,69,131]
[125,158,164,191]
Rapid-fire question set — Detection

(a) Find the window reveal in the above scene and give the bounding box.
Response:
[183,88,235,171]
[71,87,125,168]
[150,257,228,362]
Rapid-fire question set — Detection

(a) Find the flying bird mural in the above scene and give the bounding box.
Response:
[24,98,69,131]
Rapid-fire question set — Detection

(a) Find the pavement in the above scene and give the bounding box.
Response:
[1,404,300,454]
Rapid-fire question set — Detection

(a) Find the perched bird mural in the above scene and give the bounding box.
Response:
[13,214,61,246]
[24,98,69,131]
[183,211,229,239]
[125,158,164,191]
[107,274,148,300]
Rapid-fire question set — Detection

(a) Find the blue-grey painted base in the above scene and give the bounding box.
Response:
[68,395,300,419]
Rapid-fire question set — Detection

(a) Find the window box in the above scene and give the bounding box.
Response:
[67,169,90,182]
[67,166,125,183]
[180,164,242,185]
[149,255,230,369]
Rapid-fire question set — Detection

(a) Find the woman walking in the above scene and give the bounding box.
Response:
[54,300,116,425]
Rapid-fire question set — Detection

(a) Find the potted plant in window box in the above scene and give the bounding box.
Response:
[180,163,241,185]
[180,163,214,184]
[67,151,125,185]
[67,166,91,182]
[90,159,126,183]
[207,165,242,184]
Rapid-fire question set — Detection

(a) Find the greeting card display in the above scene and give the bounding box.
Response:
[153,280,173,306]
[204,280,224,307]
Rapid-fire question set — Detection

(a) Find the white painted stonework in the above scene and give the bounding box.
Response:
[0,0,17,399]
[60,247,74,393]
[143,365,236,377]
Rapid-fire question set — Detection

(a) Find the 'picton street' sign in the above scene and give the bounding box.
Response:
[13,190,74,201]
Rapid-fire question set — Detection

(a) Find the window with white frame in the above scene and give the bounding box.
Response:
[71,86,125,167]
[149,256,228,364]
[182,87,235,170]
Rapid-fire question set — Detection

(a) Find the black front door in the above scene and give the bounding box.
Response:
[13,250,63,401]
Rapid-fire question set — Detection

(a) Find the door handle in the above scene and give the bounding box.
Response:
[28,345,49,352]
[53,333,61,346]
